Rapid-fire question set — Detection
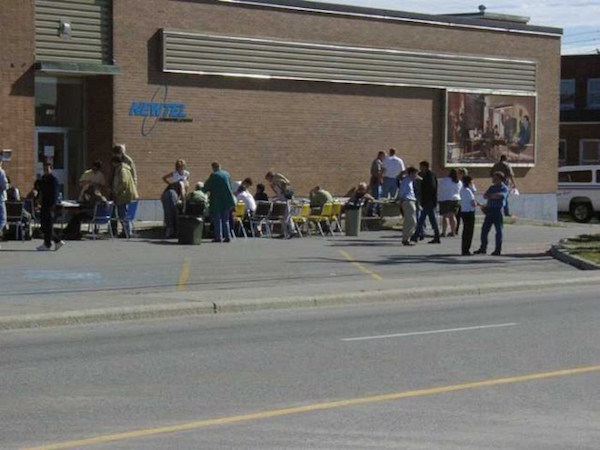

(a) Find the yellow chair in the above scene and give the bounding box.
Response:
[330,202,343,235]
[307,202,333,237]
[291,203,310,238]
[233,202,247,238]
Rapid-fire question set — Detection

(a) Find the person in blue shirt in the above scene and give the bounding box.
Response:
[400,167,418,246]
[474,172,509,256]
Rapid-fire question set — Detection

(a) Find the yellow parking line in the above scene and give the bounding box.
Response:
[23,364,600,450]
[339,249,383,281]
[176,258,189,291]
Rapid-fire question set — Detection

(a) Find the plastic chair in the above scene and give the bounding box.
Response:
[5,202,26,241]
[307,202,333,237]
[124,200,139,238]
[233,202,247,238]
[88,201,115,240]
[267,201,290,237]
[330,202,343,235]
[291,203,310,238]
[250,201,271,237]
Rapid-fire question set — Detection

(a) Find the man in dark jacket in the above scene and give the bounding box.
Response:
[412,160,441,244]
[37,162,65,251]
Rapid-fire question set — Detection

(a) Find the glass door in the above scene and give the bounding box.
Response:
[35,129,68,197]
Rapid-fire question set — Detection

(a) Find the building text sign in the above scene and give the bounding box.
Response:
[129,85,192,137]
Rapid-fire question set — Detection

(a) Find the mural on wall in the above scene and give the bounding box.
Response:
[446,92,536,167]
[129,85,192,137]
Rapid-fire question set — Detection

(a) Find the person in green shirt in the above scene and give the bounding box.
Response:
[203,162,235,243]
[309,186,334,212]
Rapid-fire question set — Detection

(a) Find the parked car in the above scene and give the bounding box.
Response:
[557,165,600,222]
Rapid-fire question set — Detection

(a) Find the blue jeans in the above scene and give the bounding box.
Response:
[413,203,440,240]
[117,203,132,237]
[0,201,6,236]
[211,209,231,241]
[381,177,399,199]
[368,183,381,215]
[480,208,503,253]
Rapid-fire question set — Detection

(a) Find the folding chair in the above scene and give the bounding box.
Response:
[87,201,115,240]
[232,202,248,238]
[5,202,26,241]
[291,203,310,238]
[250,201,271,237]
[307,202,333,237]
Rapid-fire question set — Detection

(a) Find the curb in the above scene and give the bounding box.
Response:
[550,244,600,271]
[2,276,600,331]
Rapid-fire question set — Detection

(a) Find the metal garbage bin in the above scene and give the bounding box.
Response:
[177,216,204,245]
[345,206,361,236]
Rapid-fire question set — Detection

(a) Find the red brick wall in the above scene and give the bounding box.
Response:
[560,124,600,165]
[0,0,35,192]
[86,76,114,170]
[112,0,560,198]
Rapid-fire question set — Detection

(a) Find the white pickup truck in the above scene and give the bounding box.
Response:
[557,165,600,222]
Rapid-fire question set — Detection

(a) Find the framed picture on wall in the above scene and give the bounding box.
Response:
[445,91,536,167]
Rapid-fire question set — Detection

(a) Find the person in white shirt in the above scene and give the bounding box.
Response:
[162,159,190,187]
[381,148,405,199]
[438,169,462,237]
[459,175,477,255]
[236,185,256,214]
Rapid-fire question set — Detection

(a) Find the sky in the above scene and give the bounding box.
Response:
[315,0,600,54]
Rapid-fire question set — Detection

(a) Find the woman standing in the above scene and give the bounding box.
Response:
[111,155,139,237]
[438,168,462,237]
[162,159,190,187]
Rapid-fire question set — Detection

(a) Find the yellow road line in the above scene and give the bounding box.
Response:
[24,364,600,450]
[176,258,190,292]
[339,249,383,281]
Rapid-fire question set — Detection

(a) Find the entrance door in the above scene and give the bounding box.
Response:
[35,129,68,197]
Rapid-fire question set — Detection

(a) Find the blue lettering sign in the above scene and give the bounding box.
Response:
[131,86,192,137]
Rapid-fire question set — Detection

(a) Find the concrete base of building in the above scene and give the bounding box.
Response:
[135,194,558,223]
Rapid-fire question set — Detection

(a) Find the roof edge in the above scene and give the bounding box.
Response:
[216,0,563,36]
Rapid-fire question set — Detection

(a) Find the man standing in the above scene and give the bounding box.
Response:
[112,144,137,185]
[204,162,235,243]
[368,151,385,215]
[37,162,65,251]
[0,154,7,244]
[412,161,440,244]
[490,155,516,216]
[265,171,296,237]
[474,172,509,256]
[400,167,418,246]
[381,148,405,199]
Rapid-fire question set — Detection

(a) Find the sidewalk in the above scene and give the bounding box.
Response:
[1,220,600,329]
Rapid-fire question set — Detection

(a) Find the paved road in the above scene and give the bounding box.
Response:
[2,286,599,449]
[0,222,599,318]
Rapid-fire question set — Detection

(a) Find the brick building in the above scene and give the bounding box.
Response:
[560,54,600,166]
[1,0,561,220]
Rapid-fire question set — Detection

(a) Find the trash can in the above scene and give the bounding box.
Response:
[345,206,361,236]
[177,216,204,245]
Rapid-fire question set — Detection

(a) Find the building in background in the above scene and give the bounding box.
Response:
[560,54,600,166]
[1,0,561,220]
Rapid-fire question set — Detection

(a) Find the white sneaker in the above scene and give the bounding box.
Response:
[54,240,65,251]
[36,244,51,251]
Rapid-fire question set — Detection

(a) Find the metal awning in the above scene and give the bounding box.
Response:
[35,61,121,76]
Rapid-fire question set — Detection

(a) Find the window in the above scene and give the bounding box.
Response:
[558,139,567,165]
[587,78,600,109]
[559,170,592,183]
[560,79,575,110]
[597,170,600,183]
[580,139,600,164]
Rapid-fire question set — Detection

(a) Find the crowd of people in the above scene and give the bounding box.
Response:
[0,144,518,254]
[367,148,517,255]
